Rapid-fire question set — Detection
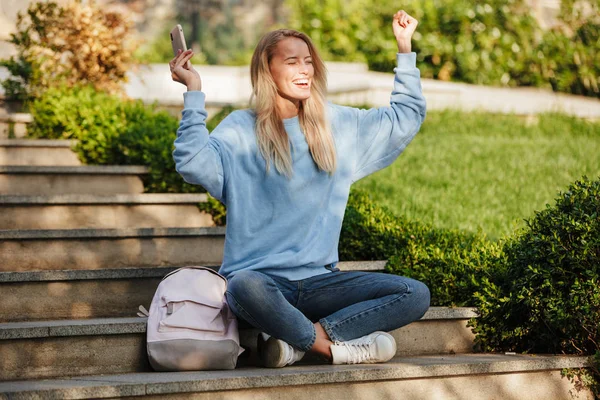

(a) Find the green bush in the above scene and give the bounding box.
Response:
[286,0,600,98]
[26,84,235,198]
[111,101,185,193]
[471,176,600,396]
[538,21,600,97]
[341,189,504,306]
[548,0,600,97]
[27,85,127,163]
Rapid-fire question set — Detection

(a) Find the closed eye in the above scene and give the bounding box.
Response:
[287,60,313,64]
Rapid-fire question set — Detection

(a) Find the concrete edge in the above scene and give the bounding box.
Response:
[422,307,478,320]
[0,166,149,174]
[0,193,209,205]
[337,260,387,271]
[0,113,33,123]
[0,318,146,339]
[0,266,203,282]
[0,354,591,398]
[0,139,77,148]
[0,261,386,282]
[0,306,478,340]
[0,226,227,240]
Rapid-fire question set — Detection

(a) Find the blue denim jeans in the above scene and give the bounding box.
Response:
[225,268,431,352]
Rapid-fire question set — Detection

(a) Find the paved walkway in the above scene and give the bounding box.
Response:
[2,63,599,119]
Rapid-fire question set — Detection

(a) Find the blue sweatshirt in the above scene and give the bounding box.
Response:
[173,52,426,281]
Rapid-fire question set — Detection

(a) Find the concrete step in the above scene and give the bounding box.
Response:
[0,139,81,166]
[0,355,591,399]
[0,307,479,381]
[0,227,226,271]
[0,165,148,195]
[0,261,387,322]
[0,194,214,229]
[0,113,32,139]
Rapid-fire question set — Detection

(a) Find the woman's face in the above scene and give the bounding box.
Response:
[269,37,314,105]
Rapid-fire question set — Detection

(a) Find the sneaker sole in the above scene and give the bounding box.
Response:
[257,335,286,368]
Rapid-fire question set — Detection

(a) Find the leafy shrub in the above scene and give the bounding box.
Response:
[0,0,137,103]
[377,0,542,88]
[471,176,600,396]
[111,101,184,193]
[538,21,600,97]
[27,85,127,163]
[286,0,600,98]
[28,85,202,192]
[286,0,540,82]
[284,0,374,64]
[341,189,503,306]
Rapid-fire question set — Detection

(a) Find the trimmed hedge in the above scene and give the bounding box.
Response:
[471,176,600,396]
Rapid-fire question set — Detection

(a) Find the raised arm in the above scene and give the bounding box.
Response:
[170,49,226,201]
[352,10,426,182]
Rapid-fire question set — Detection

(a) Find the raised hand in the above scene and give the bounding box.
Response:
[169,49,202,91]
[392,10,418,53]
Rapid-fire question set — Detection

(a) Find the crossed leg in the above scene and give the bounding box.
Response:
[226,269,430,361]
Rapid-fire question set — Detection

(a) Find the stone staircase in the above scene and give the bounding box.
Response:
[0,139,593,399]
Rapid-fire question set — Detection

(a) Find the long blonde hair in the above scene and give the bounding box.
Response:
[249,29,337,178]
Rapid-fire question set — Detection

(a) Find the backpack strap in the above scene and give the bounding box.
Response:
[137,305,149,317]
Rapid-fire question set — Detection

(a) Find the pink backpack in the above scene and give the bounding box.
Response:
[140,266,244,371]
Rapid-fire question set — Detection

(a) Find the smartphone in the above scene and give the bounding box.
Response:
[170,24,187,56]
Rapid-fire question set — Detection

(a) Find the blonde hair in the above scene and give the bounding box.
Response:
[249,29,336,178]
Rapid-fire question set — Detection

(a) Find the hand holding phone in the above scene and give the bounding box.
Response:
[169,24,201,90]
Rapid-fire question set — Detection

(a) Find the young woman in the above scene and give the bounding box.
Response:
[169,10,429,368]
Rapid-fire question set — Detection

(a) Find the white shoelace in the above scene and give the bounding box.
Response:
[334,337,373,364]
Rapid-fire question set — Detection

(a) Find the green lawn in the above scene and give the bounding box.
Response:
[353,109,600,239]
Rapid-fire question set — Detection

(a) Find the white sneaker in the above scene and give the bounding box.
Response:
[330,331,397,365]
[257,332,306,368]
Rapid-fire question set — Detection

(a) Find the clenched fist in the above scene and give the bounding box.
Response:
[392,10,418,53]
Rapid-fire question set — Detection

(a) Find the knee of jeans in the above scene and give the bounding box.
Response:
[412,280,431,317]
[226,269,271,304]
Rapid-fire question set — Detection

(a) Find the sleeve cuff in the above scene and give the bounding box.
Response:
[395,52,417,70]
[183,90,206,109]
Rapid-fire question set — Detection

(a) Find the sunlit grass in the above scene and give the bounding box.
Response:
[353,109,600,239]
